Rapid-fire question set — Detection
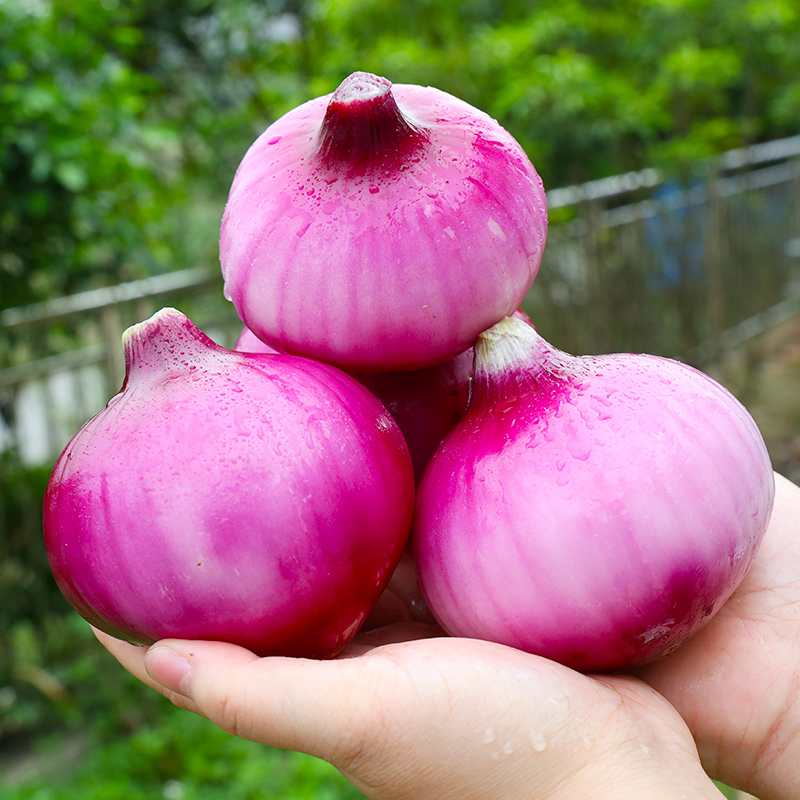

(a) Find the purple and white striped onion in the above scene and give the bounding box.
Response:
[220,72,548,373]
[234,324,470,481]
[43,308,415,659]
[235,309,534,481]
[413,315,775,672]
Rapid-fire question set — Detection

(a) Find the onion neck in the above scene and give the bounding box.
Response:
[471,316,574,408]
[315,72,427,172]
[121,307,218,386]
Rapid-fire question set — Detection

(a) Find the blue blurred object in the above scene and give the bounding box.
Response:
[644,179,707,291]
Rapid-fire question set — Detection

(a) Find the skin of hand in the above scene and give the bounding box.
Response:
[634,471,800,800]
[92,472,799,800]
[95,628,723,800]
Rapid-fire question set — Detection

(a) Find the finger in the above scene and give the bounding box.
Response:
[138,637,370,763]
[92,627,206,717]
[93,626,352,755]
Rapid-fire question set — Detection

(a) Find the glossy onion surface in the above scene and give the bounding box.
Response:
[44,308,415,658]
[220,72,547,372]
[235,309,533,481]
[413,316,775,672]
[235,325,471,481]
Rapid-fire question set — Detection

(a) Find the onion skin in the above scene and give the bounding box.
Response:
[235,325,471,481]
[357,361,472,483]
[44,308,415,659]
[413,316,775,673]
[235,310,534,481]
[220,71,548,373]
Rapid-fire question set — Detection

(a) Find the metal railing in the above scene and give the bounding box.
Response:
[0,268,237,464]
[2,135,799,465]
[523,136,800,359]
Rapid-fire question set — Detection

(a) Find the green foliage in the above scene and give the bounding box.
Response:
[9,704,363,799]
[0,450,64,631]
[1,620,364,799]
[309,0,800,185]
[1,0,178,307]
[0,0,306,310]
[3,0,800,312]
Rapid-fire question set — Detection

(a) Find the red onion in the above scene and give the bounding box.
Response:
[220,71,548,373]
[234,325,283,355]
[413,315,775,672]
[235,310,534,480]
[43,308,414,658]
[357,362,473,482]
[235,325,471,480]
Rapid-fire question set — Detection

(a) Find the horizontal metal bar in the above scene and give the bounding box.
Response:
[596,160,800,229]
[0,344,106,390]
[719,135,800,171]
[546,134,800,211]
[0,266,221,331]
[547,168,662,209]
[687,293,800,366]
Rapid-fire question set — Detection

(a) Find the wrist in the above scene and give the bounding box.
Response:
[527,674,727,800]
[554,748,724,800]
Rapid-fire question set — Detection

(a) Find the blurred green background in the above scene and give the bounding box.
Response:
[4,0,800,310]
[2,0,799,796]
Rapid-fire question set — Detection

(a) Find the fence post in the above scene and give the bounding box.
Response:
[705,162,727,338]
[794,159,800,286]
[101,305,125,394]
[582,198,606,351]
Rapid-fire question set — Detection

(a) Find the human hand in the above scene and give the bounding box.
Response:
[93,478,799,800]
[95,624,724,800]
[635,471,800,800]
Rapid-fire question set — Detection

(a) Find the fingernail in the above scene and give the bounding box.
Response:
[145,646,191,696]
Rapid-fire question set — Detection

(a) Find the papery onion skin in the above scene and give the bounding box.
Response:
[220,71,548,373]
[413,316,775,673]
[44,308,415,659]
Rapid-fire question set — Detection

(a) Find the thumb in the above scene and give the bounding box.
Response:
[143,639,366,763]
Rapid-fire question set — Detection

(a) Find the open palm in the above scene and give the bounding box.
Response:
[93,473,799,800]
[96,624,723,800]
[635,472,800,799]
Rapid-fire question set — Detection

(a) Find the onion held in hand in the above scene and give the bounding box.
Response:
[43,308,415,658]
[235,325,471,481]
[220,71,548,372]
[413,316,774,672]
[235,309,534,481]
